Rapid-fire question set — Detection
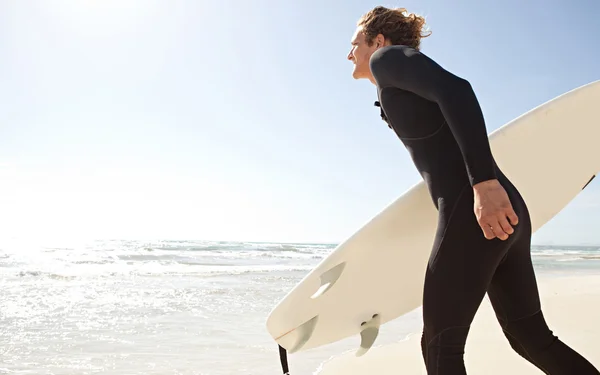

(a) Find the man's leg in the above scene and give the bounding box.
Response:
[421,186,509,374]
[487,204,600,374]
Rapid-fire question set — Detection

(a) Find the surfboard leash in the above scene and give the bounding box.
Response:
[278,344,290,374]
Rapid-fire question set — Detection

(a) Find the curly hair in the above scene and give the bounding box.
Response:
[357,6,431,50]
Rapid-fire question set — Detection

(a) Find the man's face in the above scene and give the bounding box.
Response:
[347,26,380,82]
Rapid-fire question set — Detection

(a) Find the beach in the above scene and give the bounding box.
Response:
[0,238,599,374]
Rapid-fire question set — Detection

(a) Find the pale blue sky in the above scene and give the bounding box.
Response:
[1,0,599,244]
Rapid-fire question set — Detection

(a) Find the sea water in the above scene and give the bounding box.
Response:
[1,238,599,375]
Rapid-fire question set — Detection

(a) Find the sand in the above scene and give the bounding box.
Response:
[316,274,600,374]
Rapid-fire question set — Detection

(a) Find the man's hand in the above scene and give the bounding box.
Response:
[473,179,519,240]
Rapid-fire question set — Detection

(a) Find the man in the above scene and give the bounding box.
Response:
[347,5,600,375]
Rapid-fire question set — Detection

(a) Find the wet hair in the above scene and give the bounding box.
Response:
[357,6,431,50]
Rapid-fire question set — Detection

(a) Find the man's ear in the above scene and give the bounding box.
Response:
[375,33,386,48]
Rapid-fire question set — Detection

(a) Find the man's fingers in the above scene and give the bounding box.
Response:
[480,222,495,240]
[490,221,509,240]
[480,218,509,241]
[507,209,519,226]
[498,216,514,236]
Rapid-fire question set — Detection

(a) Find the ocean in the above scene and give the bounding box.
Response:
[1,238,599,375]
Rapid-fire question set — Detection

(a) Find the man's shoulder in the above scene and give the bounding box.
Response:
[370,45,422,70]
[369,45,431,83]
[369,45,445,87]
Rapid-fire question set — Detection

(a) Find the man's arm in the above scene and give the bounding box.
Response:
[369,45,497,187]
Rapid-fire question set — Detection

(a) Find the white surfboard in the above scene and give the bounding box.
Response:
[266,80,600,357]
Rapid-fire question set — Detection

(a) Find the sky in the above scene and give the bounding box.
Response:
[0,0,599,245]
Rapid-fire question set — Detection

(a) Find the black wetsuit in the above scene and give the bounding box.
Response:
[370,45,599,375]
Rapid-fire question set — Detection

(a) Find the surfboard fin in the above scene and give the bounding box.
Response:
[275,317,318,375]
[286,315,319,354]
[356,313,381,357]
[311,262,346,299]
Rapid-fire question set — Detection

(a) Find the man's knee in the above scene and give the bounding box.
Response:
[423,325,471,351]
[501,310,558,352]
[421,326,471,371]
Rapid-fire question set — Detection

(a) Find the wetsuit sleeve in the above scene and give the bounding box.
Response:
[369,46,497,187]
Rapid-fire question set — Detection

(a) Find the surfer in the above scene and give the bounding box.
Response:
[348,6,600,375]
